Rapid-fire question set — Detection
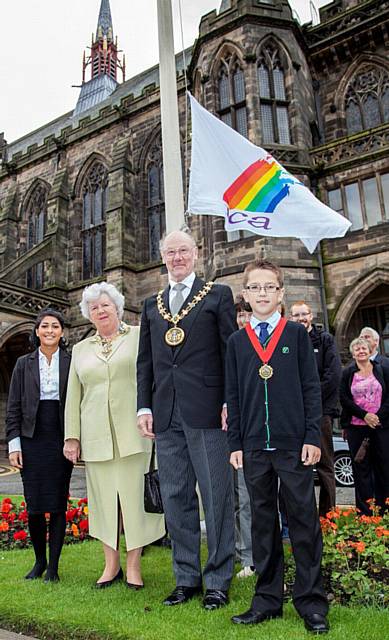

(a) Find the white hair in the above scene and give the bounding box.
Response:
[159,229,196,254]
[359,326,380,342]
[80,282,125,321]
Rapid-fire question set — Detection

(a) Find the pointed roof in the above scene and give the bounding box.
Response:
[96,0,113,38]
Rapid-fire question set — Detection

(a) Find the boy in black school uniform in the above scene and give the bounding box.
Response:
[226,260,329,634]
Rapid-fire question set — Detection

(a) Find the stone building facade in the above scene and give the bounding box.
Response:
[0,0,388,449]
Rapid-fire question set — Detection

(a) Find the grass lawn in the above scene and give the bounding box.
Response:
[1,539,388,640]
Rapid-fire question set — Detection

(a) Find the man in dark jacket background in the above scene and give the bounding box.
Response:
[290,301,342,516]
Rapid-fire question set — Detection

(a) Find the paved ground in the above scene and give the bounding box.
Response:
[0,458,355,505]
[0,631,39,640]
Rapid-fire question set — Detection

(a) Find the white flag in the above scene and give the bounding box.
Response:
[187,93,351,253]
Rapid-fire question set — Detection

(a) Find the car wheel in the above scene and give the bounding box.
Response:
[334,452,354,488]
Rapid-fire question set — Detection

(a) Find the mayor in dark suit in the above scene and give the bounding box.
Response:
[137,230,236,610]
[6,308,72,582]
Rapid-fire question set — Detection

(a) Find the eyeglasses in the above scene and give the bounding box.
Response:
[164,248,191,258]
[244,284,280,293]
[291,312,311,319]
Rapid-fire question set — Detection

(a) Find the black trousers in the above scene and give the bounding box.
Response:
[346,426,389,515]
[316,416,336,517]
[244,449,328,617]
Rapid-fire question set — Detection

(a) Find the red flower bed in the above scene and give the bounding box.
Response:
[0,497,90,549]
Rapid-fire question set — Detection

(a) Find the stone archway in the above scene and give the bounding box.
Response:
[0,322,33,453]
[333,268,389,358]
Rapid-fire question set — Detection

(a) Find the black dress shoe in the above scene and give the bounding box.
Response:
[303,613,329,634]
[163,585,202,606]
[126,581,144,590]
[231,608,283,625]
[25,561,47,580]
[95,567,123,589]
[203,589,229,610]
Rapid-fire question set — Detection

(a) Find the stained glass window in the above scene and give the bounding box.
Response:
[257,44,291,144]
[81,162,108,280]
[345,66,389,134]
[24,183,48,290]
[147,160,165,262]
[217,58,248,138]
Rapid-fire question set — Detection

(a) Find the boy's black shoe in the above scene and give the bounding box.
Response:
[231,608,282,625]
[303,613,329,634]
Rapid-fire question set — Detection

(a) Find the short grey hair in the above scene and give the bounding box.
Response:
[359,326,380,342]
[349,337,372,355]
[159,229,196,254]
[80,282,125,321]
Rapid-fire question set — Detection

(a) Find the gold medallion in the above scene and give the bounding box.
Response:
[259,364,273,380]
[165,326,185,346]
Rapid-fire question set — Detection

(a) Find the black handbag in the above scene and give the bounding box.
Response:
[144,441,164,514]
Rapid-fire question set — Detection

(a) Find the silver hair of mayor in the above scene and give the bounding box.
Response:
[159,227,195,254]
[79,282,125,321]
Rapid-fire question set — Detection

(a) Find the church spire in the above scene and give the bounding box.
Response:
[96,0,114,40]
[74,0,125,116]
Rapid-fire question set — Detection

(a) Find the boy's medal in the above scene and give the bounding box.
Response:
[245,318,288,378]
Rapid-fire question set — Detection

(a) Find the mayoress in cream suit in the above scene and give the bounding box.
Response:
[64,282,164,589]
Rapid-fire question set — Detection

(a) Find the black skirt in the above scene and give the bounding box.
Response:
[21,400,73,514]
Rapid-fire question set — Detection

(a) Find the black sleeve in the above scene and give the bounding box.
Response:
[5,359,23,442]
[136,299,154,411]
[320,333,342,402]
[298,326,322,447]
[377,364,389,425]
[226,336,243,452]
[217,285,237,372]
[339,368,367,421]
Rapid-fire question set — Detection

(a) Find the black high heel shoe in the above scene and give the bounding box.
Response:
[95,567,123,589]
[25,561,47,580]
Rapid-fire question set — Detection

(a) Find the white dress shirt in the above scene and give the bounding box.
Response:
[250,310,281,338]
[8,349,60,454]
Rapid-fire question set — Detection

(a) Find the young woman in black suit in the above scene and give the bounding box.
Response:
[6,308,72,581]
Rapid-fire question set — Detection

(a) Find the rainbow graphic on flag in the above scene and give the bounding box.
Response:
[223,158,296,214]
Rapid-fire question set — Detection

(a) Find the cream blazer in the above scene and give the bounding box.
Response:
[65,325,151,462]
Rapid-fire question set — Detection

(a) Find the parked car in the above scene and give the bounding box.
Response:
[333,436,354,488]
[314,436,354,488]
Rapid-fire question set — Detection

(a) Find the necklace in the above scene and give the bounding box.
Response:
[157,281,214,346]
[92,322,129,357]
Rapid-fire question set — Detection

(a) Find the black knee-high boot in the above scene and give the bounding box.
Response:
[45,512,66,582]
[26,513,47,579]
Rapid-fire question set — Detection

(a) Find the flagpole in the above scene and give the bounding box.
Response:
[157,0,185,233]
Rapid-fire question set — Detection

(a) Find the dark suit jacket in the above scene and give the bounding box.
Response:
[6,349,71,442]
[339,360,389,429]
[136,276,236,432]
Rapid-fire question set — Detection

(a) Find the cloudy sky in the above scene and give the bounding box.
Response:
[0,0,328,143]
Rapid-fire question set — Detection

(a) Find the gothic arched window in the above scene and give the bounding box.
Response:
[217,56,248,137]
[257,44,291,145]
[345,66,389,134]
[82,162,108,280]
[147,159,165,262]
[26,183,47,251]
[24,183,48,290]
